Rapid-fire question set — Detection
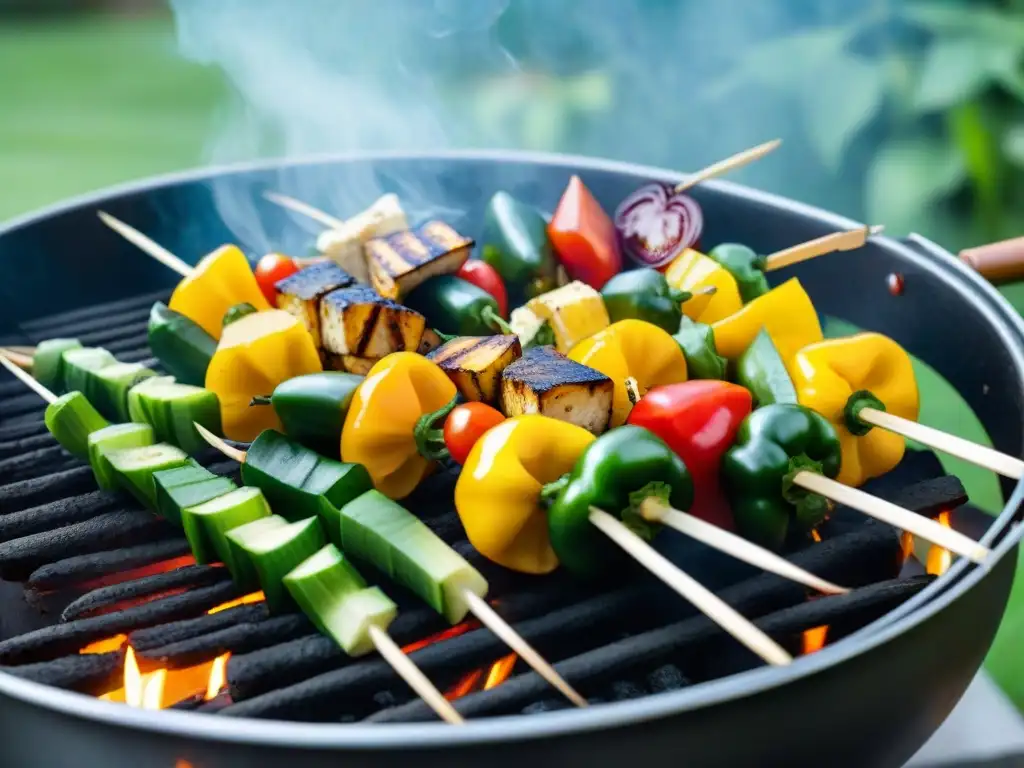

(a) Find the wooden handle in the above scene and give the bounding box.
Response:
[960,237,1024,283]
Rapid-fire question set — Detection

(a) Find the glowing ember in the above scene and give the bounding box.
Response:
[401,620,478,654]
[208,591,265,614]
[926,512,954,576]
[76,556,196,592]
[483,653,517,690]
[802,626,829,655]
[445,669,485,700]
[810,529,822,543]
[80,634,127,655]
[900,530,915,563]
[205,654,229,700]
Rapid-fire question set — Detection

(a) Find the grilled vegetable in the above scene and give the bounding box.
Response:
[205,310,322,441]
[480,191,559,305]
[44,391,110,460]
[339,490,489,624]
[284,544,398,656]
[547,425,692,579]
[181,486,271,576]
[341,353,457,500]
[87,422,155,491]
[568,319,688,427]
[444,402,505,465]
[427,335,523,405]
[664,249,743,324]
[250,372,363,458]
[600,269,689,333]
[508,306,556,349]
[227,515,326,610]
[524,281,610,354]
[708,243,771,303]
[127,377,222,454]
[613,183,703,267]
[456,260,509,317]
[154,461,237,527]
[168,244,271,340]
[316,194,409,283]
[673,317,727,381]
[147,303,217,387]
[222,303,258,327]
[88,362,157,422]
[548,175,622,290]
[254,253,300,305]
[242,429,372,543]
[736,329,798,408]
[792,333,919,488]
[500,346,613,435]
[721,404,842,550]
[417,328,444,356]
[275,262,356,347]
[327,354,380,376]
[365,220,473,300]
[62,348,116,395]
[403,275,508,338]
[455,415,595,574]
[32,338,81,393]
[107,443,190,507]
[320,285,426,359]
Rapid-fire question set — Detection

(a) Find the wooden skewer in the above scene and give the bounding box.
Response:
[762,225,885,272]
[0,354,57,404]
[263,191,347,230]
[588,507,793,666]
[368,625,464,725]
[97,211,194,278]
[791,472,990,564]
[0,348,32,370]
[2,345,35,356]
[674,139,783,194]
[639,499,848,595]
[193,421,584,705]
[858,407,1024,481]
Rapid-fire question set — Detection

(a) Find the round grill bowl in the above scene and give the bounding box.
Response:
[1,151,1023,768]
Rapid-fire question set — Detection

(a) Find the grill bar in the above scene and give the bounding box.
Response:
[0,492,117,543]
[4,649,126,695]
[27,540,194,591]
[61,565,226,621]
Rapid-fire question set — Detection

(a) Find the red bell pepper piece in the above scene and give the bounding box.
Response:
[627,380,752,531]
[548,175,622,289]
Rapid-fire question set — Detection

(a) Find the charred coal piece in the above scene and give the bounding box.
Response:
[130,603,269,653]
[0,580,240,665]
[0,432,56,460]
[823,475,966,539]
[27,539,193,591]
[3,649,126,695]
[0,509,179,581]
[0,419,49,444]
[0,445,76,483]
[61,565,226,621]
[0,393,48,420]
[0,466,95,514]
[0,491,118,544]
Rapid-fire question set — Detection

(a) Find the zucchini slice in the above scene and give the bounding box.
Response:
[339,490,489,624]
[87,422,155,491]
[43,391,110,460]
[181,486,271,577]
[88,362,157,422]
[153,461,237,527]
[127,376,222,453]
[284,544,397,656]
[227,515,326,611]
[62,347,117,395]
[106,443,190,507]
[32,338,81,393]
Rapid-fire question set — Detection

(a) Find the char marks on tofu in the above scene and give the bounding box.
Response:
[275,263,357,347]
[500,346,613,434]
[365,221,473,300]
[428,335,523,405]
[320,286,426,361]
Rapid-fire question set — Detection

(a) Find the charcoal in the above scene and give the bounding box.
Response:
[27,539,193,591]
[0,465,95,514]
[0,491,118,542]
[0,419,48,443]
[0,580,241,664]
[609,681,645,701]
[169,693,207,711]
[372,690,399,709]
[646,664,689,693]
[824,475,966,537]
[0,509,179,581]
[3,649,125,695]
[0,447,79,483]
[61,565,228,621]
[0,432,56,460]
[521,699,571,715]
[0,393,48,420]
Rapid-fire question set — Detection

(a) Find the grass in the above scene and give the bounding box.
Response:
[4,9,1024,710]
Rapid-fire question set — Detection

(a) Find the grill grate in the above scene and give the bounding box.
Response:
[0,292,969,723]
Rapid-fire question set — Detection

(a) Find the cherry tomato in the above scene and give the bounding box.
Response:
[444,402,505,465]
[548,175,622,290]
[456,260,509,317]
[254,253,300,305]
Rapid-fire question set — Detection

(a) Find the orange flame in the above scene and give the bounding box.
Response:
[401,620,477,654]
[802,626,828,655]
[208,591,265,614]
[483,654,517,689]
[76,556,197,592]
[926,512,954,576]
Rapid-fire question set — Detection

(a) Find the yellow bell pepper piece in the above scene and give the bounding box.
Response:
[712,277,823,373]
[664,249,743,324]
[169,245,271,340]
[455,415,595,574]
[791,332,919,487]
[568,319,688,427]
[341,352,457,500]
[206,310,322,441]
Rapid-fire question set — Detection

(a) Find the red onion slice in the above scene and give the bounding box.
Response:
[613,182,704,268]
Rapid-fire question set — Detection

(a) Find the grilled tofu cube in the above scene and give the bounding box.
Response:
[417,328,444,356]
[525,281,610,354]
[320,285,425,358]
[275,262,357,346]
[316,194,409,283]
[365,221,473,300]
[500,346,613,435]
[428,335,523,405]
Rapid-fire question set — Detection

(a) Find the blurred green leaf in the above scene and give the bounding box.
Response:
[914,39,1021,112]
[1002,123,1024,168]
[903,2,1024,45]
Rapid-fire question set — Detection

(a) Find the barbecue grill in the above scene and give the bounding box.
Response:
[1,150,1023,768]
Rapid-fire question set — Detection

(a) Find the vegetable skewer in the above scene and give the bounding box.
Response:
[193,422,588,708]
[673,139,783,194]
[762,224,886,272]
[97,211,193,278]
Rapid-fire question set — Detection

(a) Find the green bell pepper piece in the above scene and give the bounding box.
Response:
[546,425,693,580]
[735,329,798,408]
[147,302,217,387]
[600,268,690,333]
[708,243,771,304]
[251,372,364,459]
[721,404,841,551]
[480,191,560,305]
[403,275,509,337]
[673,317,728,380]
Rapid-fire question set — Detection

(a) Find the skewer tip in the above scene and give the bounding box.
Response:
[193,422,247,463]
